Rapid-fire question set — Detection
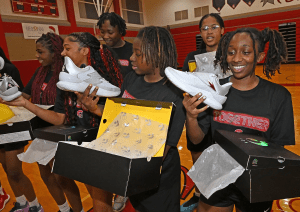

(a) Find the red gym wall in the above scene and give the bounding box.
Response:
[0,0,138,86]
[171,9,300,68]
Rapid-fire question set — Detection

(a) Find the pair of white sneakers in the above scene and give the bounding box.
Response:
[165,67,232,110]
[56,56,121,97]
[0,74,22,102]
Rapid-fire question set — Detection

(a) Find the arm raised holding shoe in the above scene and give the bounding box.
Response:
[183,93,209,145]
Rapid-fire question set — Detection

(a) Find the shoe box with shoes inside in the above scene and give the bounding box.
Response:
[56,56,121,97]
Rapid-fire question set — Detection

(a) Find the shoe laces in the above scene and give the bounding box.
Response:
[0,74,19,89]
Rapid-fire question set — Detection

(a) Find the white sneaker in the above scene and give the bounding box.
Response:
[57,56,121,97]
[0,74,22,101]
[165,67,232,110]
[0,57,4,70]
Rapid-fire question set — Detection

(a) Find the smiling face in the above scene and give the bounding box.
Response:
[61,37,88,67]
[100,20,124,48]
[35,42,54,67]
[227,32,265,80]
[200,16,224,52]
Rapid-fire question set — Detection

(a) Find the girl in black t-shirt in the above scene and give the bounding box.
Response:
[22,33,73,212]
[1,32,123,212]
[183,28,294,212]
[97,12,133,79]
[78,26,186,212]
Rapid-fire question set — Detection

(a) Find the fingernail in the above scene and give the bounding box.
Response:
[89,84,92,87]
[95,86,99,90]
[198,92,202,96]
[203,96,206,100]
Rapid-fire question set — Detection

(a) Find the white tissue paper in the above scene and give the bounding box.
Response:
[194,51,232,79]
[18,138,58,165]
[188,144,245,199]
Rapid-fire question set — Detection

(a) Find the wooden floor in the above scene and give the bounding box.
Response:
[0,63,300,212]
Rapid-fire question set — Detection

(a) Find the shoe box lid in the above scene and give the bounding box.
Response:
[213,130,300,202]
[53,97,174,197]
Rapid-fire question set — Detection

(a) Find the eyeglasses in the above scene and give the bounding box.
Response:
[201,24,220,32]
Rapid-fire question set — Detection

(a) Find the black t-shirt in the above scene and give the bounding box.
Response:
[112,41,133,79]
[121,71,186,147]
[0,63,24,90]
[54,88,94,127]
[199,77,295,146]
[182,48,206,72]
[23,68,53,103]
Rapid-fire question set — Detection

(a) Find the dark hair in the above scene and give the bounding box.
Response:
[31,33,64,105]
[136,26,177,77]
[0,47,12,65]
[97,12,127,36]
[215,27,287,79]
[65,32,123,127]
[199,13,225,50]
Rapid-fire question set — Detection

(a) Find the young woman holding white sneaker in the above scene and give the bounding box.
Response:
[0,32,123,212]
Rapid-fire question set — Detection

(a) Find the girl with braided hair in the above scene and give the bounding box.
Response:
[183,27,295,212]
[1,32,123,212]
[20,32,73,212]
[78,26,186,212]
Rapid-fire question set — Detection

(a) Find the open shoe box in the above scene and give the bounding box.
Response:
[53,98,173,196]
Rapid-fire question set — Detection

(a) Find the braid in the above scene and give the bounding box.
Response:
[31,33,63,104]
[262,28,287,78]
[137,26,177,77]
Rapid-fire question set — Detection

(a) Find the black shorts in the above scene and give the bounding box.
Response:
[200,184,273,212]
[0,141,28,151]
[187,128,213,152]
[130,147,181,212]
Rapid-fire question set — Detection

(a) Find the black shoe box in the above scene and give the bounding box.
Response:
[213,129,300,203]
[0,107,53,143]
[33,125,99,144]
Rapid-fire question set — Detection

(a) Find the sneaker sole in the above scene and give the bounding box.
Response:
[57,81,121,97]
[0,194,10,211]
[0,91,22,102]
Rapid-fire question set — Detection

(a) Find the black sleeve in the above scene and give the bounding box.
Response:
[270,87,295,146]
[54,88,66,114]
[2,63,24,90]
[166,95,186,147]
[197,107,212,135]
[22,68,39,95]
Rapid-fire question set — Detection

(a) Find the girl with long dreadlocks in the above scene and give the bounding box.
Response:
[78,26,186,212]
[19,32,72,212]
[0,32,123,212]
[183,27,295,212]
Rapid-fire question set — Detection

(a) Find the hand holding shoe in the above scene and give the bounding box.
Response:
[0,95,27,107]
[183,93,209,120]
[75,84,100,113]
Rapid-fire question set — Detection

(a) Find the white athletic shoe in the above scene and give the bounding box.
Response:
[57,56,121,97]
[0,57,4,70]
[165,67,232,110]
[0,74,22,102]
